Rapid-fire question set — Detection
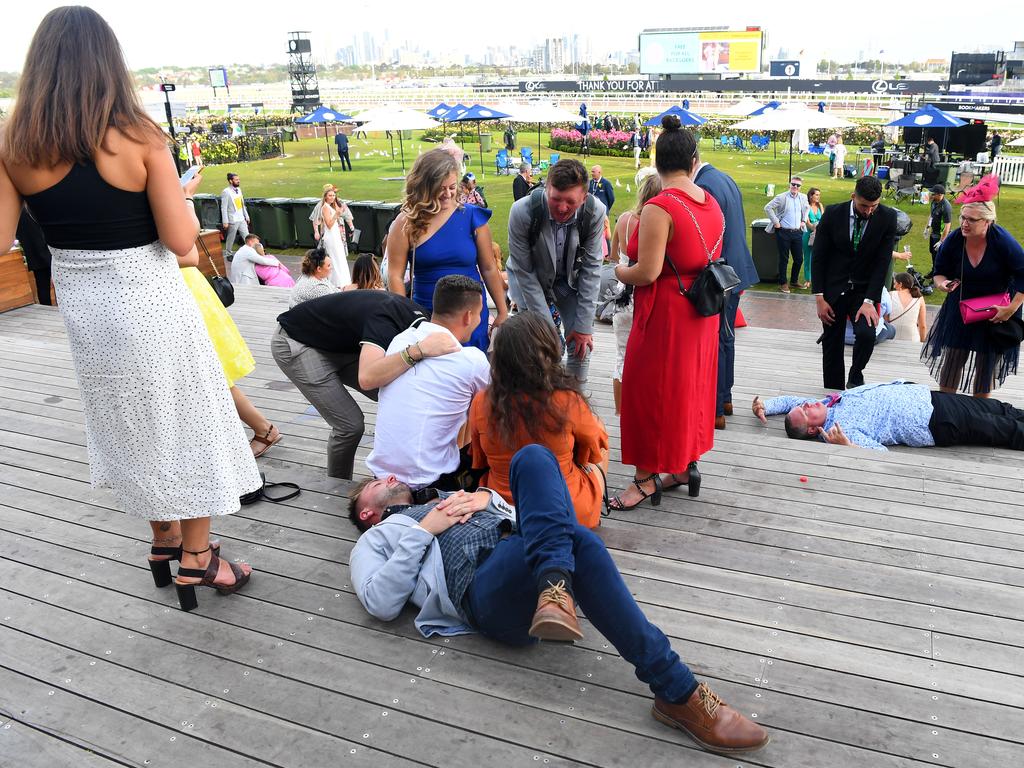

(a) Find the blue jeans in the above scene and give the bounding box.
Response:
[465,445,699,703]
[716,291,741,416]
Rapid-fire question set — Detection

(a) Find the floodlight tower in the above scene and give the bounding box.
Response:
[287,32,320,113]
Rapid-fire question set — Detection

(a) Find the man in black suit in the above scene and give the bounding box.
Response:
[512,162,535,201]
[811,176,898,390]
[694,161,759,430]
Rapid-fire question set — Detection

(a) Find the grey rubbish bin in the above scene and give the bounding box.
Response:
[751,219,778,283]
[290,197,323,248]
[348,201,382,255]
[193,193,221,230]
[371,203,402,256]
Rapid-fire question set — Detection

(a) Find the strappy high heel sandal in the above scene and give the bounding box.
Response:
[608,473,663,511]
[251,424,283,459]
[174,546,251,612]
[148,540,220,588]
[663,462,702,498]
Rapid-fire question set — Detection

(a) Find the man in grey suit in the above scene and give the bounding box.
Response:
[507,159,606,383]
[764,176,809,292]
[695,161,760,430]
[220,172,250,261]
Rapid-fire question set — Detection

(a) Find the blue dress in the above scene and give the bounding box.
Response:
[412,204,492,352]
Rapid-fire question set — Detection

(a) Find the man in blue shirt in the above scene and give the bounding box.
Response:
[753,381,1024,452]
[334,130,352,171]
[348,445,769,756]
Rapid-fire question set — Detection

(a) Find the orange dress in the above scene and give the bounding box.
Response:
[469,389,608,528]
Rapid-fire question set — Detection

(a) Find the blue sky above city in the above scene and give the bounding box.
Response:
[2,1,1020,72]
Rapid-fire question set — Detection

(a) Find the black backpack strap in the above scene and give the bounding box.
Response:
[526,187,546,249]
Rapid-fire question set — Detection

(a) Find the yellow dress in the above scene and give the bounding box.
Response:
[180,267,255,387]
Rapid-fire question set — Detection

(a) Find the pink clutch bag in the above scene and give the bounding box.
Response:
[959,292,1010,324]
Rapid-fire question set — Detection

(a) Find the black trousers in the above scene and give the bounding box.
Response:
[775,229,803,285]
[928,391,1024,450]
[716,291,741,415]
[338,148,352,171]
[821,291,876,390]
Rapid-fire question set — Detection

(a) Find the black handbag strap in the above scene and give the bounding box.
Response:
[261,481,301,503]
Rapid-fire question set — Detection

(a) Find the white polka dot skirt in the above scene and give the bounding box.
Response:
[51,241,262,520]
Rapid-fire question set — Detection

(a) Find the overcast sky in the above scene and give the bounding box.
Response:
[2,1,1019,73]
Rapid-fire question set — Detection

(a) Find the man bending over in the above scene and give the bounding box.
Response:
[348,444,770,756]
[754,380,1024,451]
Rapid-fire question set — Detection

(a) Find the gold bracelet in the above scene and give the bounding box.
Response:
[413,342,425,361]
[400,346,416,367]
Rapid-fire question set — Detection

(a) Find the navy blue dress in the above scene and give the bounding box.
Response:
[921,225,1024,393]
[412,204,492,352]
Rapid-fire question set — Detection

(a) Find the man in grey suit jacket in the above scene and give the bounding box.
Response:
[695,162,760,429]
[220,172,250,260]
[507,159,606,383]
[764,177,809,292]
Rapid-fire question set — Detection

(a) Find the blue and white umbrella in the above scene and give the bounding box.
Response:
[644,105,707,127]
[426,103,453,119]
[295,107,355,170]
[888,104,967,152]
[748,100,782,116]
[447,104,513,174]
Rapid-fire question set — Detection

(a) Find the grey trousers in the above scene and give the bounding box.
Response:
[554,281,593,383]
[271,327,377,479]
[223,219,250,258]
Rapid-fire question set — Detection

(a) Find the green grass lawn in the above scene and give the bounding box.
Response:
[198,132,1024,306]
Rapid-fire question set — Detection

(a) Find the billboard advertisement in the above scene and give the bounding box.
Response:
[640,30,764,75]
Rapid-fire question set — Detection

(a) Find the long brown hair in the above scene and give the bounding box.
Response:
[351,253,383,289]
[0,6,162,168]
[401,149,461,243]
[487,312,586,446]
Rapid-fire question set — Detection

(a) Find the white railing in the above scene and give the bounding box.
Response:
[993,155,1024,186]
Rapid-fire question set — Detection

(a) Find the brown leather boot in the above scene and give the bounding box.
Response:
[723,402,733,416]
[528,580,583,642]
[652,683,769,755]
[714,415,727,430]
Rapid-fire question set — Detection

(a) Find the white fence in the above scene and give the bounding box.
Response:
[993,155,1024,186]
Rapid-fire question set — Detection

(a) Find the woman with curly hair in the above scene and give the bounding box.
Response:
[386,148,508,351]
[469,312,608,528]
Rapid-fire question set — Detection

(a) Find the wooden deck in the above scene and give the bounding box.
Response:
[1,286,1022,768]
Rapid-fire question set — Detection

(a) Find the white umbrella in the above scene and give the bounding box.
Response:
[1008,136,1024,147]
[355,109,439,173]
[720,97,765,117]
[732,105,857,179]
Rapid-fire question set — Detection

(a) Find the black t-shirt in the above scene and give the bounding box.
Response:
[277,290,427,353]
[929,198,952,235]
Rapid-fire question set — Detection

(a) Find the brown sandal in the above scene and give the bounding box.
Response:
[174,546,251,611]
[250,424,282,458]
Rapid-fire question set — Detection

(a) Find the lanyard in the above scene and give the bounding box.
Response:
[852,217,865,251]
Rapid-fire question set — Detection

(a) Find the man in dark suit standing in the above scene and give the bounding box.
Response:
[512,162,535,201]
[695,161,759,429]
[334,130,352,171]
[812,176,898,390]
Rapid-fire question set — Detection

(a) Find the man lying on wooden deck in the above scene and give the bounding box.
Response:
[754,380,1024,451]
[347,444,770,757]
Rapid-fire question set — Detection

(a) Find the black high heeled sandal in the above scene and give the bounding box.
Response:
[174,546,252,612]
[663,462,702,498]
[608,473,663,511]
[148,540,220,588]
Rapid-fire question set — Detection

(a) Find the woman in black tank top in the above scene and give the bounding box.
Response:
[0,7,260,611]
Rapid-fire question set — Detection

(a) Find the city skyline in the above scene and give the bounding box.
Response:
[2,1,1019,73]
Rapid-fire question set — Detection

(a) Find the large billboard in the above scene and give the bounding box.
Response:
[640,30,764,75]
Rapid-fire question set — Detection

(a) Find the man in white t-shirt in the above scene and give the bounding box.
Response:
[367,275,490,490]
[228,234,278,286]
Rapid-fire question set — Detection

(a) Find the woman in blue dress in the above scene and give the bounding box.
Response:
[386,149,508,351]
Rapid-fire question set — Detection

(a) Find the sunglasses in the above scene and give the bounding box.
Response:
[790,182,802,188]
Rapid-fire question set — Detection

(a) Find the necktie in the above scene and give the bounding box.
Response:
[852,216,866,251]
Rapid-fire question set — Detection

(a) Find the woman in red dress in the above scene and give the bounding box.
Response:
[610,115,725,507]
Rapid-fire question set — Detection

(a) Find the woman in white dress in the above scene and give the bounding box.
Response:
[310,183,352,287]
[890,272,928,342]
[0,7,261,611]
[832,136,848,179]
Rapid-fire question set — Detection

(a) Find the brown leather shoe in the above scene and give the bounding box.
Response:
[528,580,583,642]
[723,402,733,416]
[714,415,727,430]
[652,683,769,755]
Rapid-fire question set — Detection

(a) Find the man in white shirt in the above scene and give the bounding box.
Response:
[229,234,277,286]
[764,176,809,293]
[367,275,491,490]
[219,172,250,260]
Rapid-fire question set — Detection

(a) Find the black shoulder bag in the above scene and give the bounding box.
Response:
[197,235,234,308]
[661,192,740,333]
